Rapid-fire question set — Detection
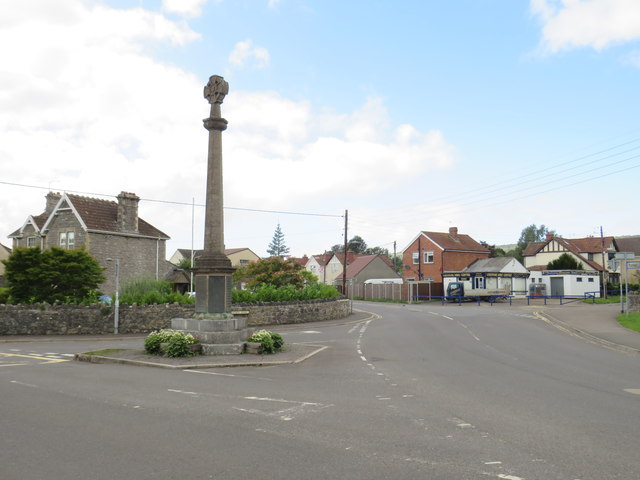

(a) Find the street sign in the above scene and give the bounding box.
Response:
[615,252,635,260]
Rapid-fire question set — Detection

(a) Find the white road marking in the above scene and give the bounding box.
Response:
[10,380,38,388]
[301,330,321,334]
[497,474,524,480]
[186,370,273,381]
[484,461,502,465]
[624,388,640,395]
[167,389,199,396]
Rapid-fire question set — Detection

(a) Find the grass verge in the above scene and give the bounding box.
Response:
[82,349,127,356]
[618,312,640,334]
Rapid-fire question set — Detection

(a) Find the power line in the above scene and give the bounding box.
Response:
[0,180,343,218]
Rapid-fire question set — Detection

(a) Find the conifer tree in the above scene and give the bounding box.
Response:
[267,223,290,257]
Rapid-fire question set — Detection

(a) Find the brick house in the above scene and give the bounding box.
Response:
[402,227,490,296]
[8,191,170,295]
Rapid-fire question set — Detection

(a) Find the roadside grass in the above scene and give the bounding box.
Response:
[82,349,126,356]
[618,312,640,334]
[584,296,623,304]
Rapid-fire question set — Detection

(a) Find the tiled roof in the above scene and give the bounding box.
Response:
[613,236,640,255]
[65,194,169,238]
[463,257,516,273]
[342,254,398,279]
[523,236,603,271]
[422,231,489,253]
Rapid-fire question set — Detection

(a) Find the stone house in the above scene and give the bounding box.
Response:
[8,191,170,295]
[0,243,11,286]
[402,227,490,296]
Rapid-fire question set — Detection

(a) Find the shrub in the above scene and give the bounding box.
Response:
[120,278,195,305]
[232,283,340,303]
[144,329,200,357]
[0,287,10,304]
[246,330,284,354]
[3,247,105,304]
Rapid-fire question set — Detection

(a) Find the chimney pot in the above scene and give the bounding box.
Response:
[449,227,458,237]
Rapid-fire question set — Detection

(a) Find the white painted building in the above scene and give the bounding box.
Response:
[528,270,601,298]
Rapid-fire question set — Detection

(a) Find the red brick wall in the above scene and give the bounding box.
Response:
[402,235,489,283]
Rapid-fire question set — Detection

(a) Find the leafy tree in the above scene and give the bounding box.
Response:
[177,257,192,270]
[3,247,105,303]
[347,235,367,254]
[267,223,290,257]
[364,246,389,255]
[233,257,316,289]
[508,224,556,263]
[480,241,506,258]
[547,253,583,270]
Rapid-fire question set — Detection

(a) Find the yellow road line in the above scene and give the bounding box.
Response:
[0,352,70,364]
[0,363,28,367]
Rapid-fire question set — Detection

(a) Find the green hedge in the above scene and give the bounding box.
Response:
[232,283,341,303]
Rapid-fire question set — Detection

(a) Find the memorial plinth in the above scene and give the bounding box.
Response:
[171,75,252,354]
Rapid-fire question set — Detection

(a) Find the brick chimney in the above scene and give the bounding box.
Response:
[45,192,61,214]
[117,191,140,232]
[449,227,458,238]
[546,232,554,241]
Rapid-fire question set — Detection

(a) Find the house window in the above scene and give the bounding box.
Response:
[27,236,36,247]
[423,251,434,264]
[412,252,419,264]
[588,278,594,282]
[239,259,249,265]
[59,231,75,249]
[588,253,594,261]
[577,277,583,282]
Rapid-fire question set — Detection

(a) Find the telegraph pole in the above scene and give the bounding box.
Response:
[342,210,348,294]
[601,226,608,298]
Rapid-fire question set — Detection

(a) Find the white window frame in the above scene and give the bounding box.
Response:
[423,251,434,264]
[59,231,75,249]
[412,252,419,264]
[27,236,36,247]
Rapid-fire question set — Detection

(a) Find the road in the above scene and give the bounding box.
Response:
[1,301,639,479]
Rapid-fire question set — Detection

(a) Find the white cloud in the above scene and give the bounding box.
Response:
[228,39,271,69]
[532,0,640,52]
[0,0,456,258]
[163,0,216,18]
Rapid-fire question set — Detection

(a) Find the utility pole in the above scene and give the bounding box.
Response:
[601,226,608,299]
[342,210,348,295]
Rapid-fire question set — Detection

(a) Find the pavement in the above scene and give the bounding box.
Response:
[532,300,640,355]
[1,304,639,367]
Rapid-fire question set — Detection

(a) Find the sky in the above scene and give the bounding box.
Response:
[2,0,640,260]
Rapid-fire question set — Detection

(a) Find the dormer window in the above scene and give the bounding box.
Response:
[27,236,36,247]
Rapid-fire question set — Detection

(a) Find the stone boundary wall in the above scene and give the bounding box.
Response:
[629,294,639,313]
[0,298,351,336]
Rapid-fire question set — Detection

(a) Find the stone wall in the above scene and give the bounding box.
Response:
[0,298,351,335]
[629,294,639,312]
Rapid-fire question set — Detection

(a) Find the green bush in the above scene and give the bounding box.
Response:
[144,329,200,357]
[0,287,10,304]
[246,329,284,354]
[3,247,105,304]
[120,278,195,305]
[232,283,340,303]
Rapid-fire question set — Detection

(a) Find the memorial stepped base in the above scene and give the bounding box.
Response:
[171,314,253,356]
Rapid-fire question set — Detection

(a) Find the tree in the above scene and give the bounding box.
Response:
[510,224,556,263]
[547,253,583,270]
[3,247,105,303]
[233,257,316,289]
[267,223,290,257]
[480,241,506,258]
[348,235,367,254]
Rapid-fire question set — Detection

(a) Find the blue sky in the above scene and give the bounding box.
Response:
[2,0,640,259]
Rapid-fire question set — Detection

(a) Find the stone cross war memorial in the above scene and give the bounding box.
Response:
[171,75,252,355]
